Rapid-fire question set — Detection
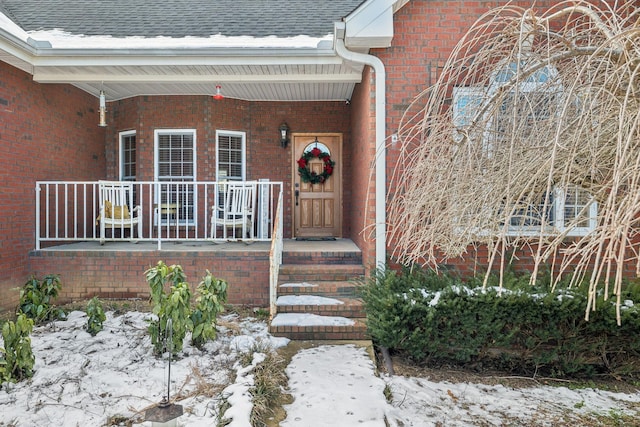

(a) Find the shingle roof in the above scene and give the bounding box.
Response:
[0,0,365,38]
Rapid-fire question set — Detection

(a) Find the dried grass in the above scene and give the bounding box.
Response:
[249,350,288,427]
[387,1,640,323]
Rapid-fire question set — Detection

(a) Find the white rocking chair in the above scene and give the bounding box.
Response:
[98,180,142,244]
[210,181,257,240]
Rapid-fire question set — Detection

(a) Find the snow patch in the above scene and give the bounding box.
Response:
[283,344,388,427]
[24,29,332,49]
[276,295,344,306]
[1,310,639,426]
[280,282,318,288]
[271,313,355,327]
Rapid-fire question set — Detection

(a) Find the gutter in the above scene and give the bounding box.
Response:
[334,22,386,270]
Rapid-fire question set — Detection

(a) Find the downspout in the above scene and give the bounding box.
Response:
[334,22,386,269]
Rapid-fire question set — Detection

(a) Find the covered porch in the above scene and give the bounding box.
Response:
[32,179,368,339]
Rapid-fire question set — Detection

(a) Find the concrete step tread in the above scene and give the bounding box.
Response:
[275,295,365,317]
[271,313,363,327]
[276,294,346,306]
[276,295,362,306]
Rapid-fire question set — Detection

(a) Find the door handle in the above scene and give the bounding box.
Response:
[295,189,299,206]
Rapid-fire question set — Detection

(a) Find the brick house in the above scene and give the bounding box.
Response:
[0,0,626,337]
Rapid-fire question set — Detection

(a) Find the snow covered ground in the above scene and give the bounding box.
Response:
[1,310,639,426]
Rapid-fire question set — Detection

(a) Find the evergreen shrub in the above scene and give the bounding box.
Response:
[359,266,640,379]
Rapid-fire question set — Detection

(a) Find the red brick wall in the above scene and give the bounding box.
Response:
[30,250,270,307]
[105,97,352,239]
[0,61,106,311]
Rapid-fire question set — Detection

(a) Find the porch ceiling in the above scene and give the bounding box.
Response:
[31,59,365,102]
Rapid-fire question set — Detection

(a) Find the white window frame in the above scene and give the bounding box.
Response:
[553,186,598,236]
[503,187,597,237]
[452,62,597,237]
[119,130,136,181]
[452,86,485,143]
[216,130,246,182]
[154,129,197,226]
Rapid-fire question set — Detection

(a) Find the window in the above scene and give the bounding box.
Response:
[453,62,597,236]
[216,130,246,181]
[119,131,136,181]
[452,86,485,142]
[154,129,196,224]
[557,186,597,235]
[506,187,596,236]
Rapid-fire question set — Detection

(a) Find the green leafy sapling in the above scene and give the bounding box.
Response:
[145,261,187,308]
[163,281,193,354]
[191,271,228,348]
[86,297,106,336]
[0,313,35,385]
[145,261,191,355]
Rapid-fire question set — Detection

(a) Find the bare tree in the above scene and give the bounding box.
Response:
[387,1,640,323]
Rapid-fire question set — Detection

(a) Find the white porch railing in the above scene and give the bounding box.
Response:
[35,180,283,250]
[269,189,284,319]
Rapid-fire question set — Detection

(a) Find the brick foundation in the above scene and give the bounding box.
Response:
[28,248,270,307]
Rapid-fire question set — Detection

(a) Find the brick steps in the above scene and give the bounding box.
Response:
[269,245,367,341]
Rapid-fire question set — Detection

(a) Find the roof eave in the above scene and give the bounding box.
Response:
[0,26,37,73]
[343,0,395,49]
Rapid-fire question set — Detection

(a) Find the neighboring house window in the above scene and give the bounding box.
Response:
[155,129,196,224]
[216,130,246,181]
[453,62,597,236]
[119,131,136,181]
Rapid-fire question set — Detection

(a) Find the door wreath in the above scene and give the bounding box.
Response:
[297,147,335,184]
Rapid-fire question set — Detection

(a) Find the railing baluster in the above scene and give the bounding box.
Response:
[45,184,50,239]
[64,183,69,239]
[35,184,41,250]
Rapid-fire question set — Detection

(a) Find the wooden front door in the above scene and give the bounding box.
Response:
[293,133,342,238]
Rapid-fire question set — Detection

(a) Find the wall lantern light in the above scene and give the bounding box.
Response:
[213,85,224,100]
[98,90,107,127]
[279,122,289,148]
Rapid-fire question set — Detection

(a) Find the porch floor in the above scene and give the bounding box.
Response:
[36,238,360,254]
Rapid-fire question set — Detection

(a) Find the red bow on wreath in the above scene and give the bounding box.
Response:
[297,147,335,184]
